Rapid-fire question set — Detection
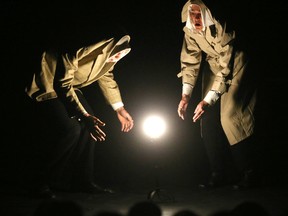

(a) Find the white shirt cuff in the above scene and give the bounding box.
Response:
[204,90,220,105]
[182,83,193,97]
[111,101,124,110]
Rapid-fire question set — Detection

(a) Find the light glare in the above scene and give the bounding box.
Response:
[143,115,166,139]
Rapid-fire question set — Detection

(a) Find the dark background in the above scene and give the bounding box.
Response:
[1,0,287,191]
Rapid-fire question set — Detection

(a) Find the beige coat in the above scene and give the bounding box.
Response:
[26,35,131,116]
[177,0,257,145]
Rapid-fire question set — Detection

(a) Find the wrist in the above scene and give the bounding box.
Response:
[116,107,124,112]
[82,112,90,118]
[181,94,190,102]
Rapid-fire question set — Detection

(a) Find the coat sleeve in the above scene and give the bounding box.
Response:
[97,67,122,105]
[53,52,88,117]
[177,31,202,88]
[210,22,235,94]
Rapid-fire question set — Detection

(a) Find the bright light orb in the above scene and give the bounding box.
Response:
[143,115,166,139]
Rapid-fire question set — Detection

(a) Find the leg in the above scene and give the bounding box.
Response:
[200,99,236,188]
[68,90,114,194]
[230,135,261,189]
[24,97,82,197]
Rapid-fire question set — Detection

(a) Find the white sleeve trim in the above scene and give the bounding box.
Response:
[182,83,193,97]
[111,101,124,110]
[203,90,220,105]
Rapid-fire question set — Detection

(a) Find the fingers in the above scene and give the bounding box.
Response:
[193,110,204,122]
[95,118,106,127]
[90,133,105,142]
[178,111,185,120]
[121,119,134,132]
[90,127,106,142]
[193,104,205,122]
[83,115,107,141]
[89,123,106,142]
[117,110,134,132]
[178,100,187,120]
[178,105,186,120]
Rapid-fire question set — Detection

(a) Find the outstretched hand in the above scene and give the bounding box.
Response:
[193,100,209,122]
[177,94,190,120]
[116,107,134,132]
[82,114,106,141]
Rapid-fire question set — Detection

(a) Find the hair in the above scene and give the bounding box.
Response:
[127,201,162,216]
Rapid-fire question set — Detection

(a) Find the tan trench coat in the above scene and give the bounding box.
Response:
[177,0,257,145]
[26,35,131,116]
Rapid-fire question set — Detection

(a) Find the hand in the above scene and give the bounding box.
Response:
[193,100,209,122]
[82,114,106,141]
[116,107,134,132]
[177,94,190,120]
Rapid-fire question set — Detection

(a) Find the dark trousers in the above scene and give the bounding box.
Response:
[201,99,256,180]
[22,90,96,190]
[201,99,234,175]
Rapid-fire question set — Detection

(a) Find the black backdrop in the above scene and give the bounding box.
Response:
[1,0,287,190]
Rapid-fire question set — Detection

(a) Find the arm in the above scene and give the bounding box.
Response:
[53,52,88,116]
[53,52,107,142]
[98,70,134,132]
[209,22,235,99]
[193,23,236,122]
[177,32,202,120]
